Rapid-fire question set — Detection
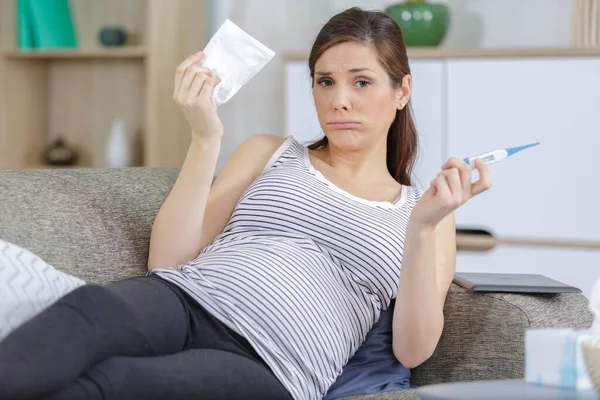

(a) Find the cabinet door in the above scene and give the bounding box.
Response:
[447,58,600,242]
[283,59,445,188]
[408,59,445,189]
[284,60,322,143]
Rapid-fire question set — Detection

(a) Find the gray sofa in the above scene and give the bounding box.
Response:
[0,167,593,400]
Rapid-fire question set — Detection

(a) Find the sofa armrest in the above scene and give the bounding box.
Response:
[410,283,592,386]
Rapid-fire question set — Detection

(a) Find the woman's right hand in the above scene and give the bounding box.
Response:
[173,52,223,141]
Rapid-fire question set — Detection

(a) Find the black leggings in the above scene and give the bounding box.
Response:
[0,275,293,400]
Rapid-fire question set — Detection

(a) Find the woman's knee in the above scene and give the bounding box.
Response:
[57,284,114,311]
[42,358,129,400]
[56,284,131,328]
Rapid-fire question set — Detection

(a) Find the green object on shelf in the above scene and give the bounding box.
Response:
[385,0,449,47]
[17,0,34,49]
[17,0,78,50]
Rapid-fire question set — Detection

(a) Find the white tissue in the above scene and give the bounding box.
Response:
[199,19,275,107]
[524,278,600,391]
[525,328,600,390]
[590,276,600,331]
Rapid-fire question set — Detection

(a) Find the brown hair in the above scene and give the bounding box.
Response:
[307,7,418,186]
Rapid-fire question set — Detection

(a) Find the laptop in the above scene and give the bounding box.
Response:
[453,272,582,294]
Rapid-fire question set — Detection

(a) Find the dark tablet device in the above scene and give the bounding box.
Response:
[453,272,582,294]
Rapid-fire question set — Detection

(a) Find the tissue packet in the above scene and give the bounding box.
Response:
[525,328,600,390]
[199,19,275,107]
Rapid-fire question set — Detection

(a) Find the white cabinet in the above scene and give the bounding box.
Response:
[446,58,600,242]
[408,60,445,188]
[284,55,600,297]
[283,59,445,188]
[445,58,600,297]
[284,61,322,143]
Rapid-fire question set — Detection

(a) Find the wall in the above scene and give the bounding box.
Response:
[207,0,330,171]
[329,0,573,48]
[207,0,574,172]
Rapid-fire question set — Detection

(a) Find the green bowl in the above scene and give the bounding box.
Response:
[385,1,450,47]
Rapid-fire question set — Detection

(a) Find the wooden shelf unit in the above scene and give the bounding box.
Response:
[2,46,147,60]
[284,46,600,61]
[0,0,208,170]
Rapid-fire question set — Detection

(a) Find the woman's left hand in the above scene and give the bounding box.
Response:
[410,157,492,230]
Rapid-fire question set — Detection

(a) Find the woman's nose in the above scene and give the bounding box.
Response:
[332,88,351,111]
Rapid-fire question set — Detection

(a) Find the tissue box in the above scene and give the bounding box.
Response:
[525,328,600,390]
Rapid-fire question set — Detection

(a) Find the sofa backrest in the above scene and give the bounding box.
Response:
[0,167,179,284]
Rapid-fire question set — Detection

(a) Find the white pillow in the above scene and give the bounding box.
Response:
[0,238,86,342]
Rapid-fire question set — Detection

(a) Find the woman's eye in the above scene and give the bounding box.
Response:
[319,79,333,87]
[356,80,370,88]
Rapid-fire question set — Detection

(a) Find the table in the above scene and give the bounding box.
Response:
[416,379,598,399]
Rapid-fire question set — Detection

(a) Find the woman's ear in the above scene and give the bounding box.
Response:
[397,74,412,110]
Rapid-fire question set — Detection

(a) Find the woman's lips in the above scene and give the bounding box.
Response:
[327,120,360,130]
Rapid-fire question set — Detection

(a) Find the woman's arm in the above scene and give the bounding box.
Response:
[148,51,222,271]
[392,213,456,368]
[392,157,491,368]
[147,138,220,271]
[147,51,284,270]
[148,134,283,271]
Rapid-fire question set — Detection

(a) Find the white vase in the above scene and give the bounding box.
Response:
[105,118,132,168]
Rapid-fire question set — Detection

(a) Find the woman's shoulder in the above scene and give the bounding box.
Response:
[388,184,425,210]
[241,133,287,151]
[404,184,426,203]
[258,135,302,173]
[217,135,290,184]
[232,134,300,176]
[234,134,290,166]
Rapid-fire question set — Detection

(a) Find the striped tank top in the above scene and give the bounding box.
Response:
[150,136,422,400]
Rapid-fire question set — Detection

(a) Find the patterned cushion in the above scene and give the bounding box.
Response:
[0,239,85,341]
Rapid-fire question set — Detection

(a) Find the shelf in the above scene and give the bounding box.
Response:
[285,47,600,61]
[456,233,600,251]
[0,0,210,170]
[2,46,147,60]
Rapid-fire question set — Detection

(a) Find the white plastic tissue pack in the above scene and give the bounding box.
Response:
[198,19,275,108]
[525,328,600,390]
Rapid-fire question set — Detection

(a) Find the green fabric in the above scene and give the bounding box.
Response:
[19,0,78,50]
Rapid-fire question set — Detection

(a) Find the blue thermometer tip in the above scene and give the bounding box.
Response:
[505,142,540,157]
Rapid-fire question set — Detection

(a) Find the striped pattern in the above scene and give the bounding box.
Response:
[151,136,422,400]
[0,239,85,342]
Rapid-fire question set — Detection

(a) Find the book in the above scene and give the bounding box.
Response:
[17,0,78,51]
[17,0,34,50]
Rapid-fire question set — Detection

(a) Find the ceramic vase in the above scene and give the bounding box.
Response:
[105,118,132,168]
[385,0,450,47]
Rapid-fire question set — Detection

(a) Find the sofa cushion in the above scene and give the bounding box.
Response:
[0,167,179,284]
[0,238,85,341]
[338,389,418,399]
[325,300,411,399]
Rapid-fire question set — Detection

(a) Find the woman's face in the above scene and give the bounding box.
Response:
[312,41,411,151]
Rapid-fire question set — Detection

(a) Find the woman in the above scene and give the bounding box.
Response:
[0,7,490,400]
